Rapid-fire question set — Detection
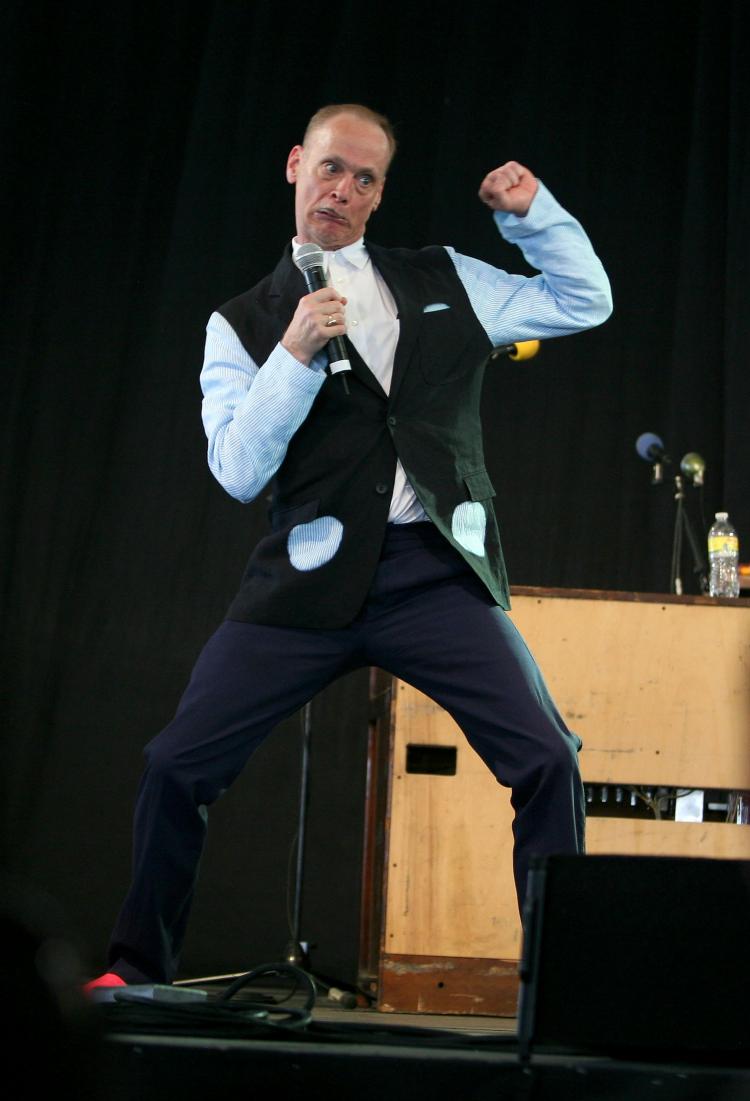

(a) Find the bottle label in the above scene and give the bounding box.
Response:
[708,535,739,554]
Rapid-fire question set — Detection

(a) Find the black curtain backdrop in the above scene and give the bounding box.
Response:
[3,1,748,986]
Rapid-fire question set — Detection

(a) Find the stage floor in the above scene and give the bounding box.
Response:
[90,971,519,1041]
[82,973,750,1101]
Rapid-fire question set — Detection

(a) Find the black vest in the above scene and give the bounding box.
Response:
[218,242,508,627]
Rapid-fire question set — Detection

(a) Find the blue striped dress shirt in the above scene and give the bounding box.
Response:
[200,182,612,506]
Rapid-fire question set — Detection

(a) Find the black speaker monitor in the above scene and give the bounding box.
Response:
[517,854,750,1064]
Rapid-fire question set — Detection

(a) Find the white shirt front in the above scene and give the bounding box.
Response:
[292,236,428,523]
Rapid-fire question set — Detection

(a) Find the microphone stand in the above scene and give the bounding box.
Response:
[172,699,357,1007]
[283,699,359,1010]
[285,700,313,970]
[670,475,708,595]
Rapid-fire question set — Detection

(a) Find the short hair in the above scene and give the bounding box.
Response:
[303,104,397,167]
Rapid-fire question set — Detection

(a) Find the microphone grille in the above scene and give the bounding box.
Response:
[294,243,325,273]
[635,432,664,462]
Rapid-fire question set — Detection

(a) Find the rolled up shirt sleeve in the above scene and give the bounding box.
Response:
[447,181,613,347]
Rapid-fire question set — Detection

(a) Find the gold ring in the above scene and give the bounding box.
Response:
[326,315,337,327]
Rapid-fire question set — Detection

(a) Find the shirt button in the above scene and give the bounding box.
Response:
[387,415,397,427]
[375,482,389,495]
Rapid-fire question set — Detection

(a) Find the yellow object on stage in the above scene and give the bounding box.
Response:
[507,338,540,360]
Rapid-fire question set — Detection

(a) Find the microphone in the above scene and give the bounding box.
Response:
[635,432,670,485]
[635,431,668,463]
[489,339,540,362]
[293,243,351,381]
[680,452,706,487]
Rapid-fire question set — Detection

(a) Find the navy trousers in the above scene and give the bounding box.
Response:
[108,523,585,983]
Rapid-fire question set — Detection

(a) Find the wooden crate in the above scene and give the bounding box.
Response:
[359,589,750,1016]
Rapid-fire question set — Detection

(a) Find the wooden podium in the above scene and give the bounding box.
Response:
[358,589,750,1017]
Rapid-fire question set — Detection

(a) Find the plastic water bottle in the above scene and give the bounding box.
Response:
[708,512,740,598]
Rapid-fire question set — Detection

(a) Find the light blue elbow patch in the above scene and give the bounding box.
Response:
[451,502,486,557]
[288,516,344,571]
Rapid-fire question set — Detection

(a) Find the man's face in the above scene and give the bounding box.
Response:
[286,113,390,249]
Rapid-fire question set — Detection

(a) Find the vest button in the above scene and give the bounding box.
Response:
[375,482,389,495]
[387,415,397,427]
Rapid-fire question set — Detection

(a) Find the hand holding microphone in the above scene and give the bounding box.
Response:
[281,284,348,364]
[285,244,352,388]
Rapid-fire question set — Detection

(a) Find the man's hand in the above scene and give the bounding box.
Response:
[281,287,348,365]
[478,161,539,217]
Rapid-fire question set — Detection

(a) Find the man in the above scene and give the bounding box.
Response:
[87,104,612,990]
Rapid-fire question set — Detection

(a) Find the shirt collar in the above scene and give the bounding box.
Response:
[292,236,369,272]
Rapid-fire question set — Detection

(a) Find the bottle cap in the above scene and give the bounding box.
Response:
[715,512,728,521]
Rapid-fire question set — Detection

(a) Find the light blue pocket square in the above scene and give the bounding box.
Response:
[422,302,450,313]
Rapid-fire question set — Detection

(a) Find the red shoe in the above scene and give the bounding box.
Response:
[82,972,127,994]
